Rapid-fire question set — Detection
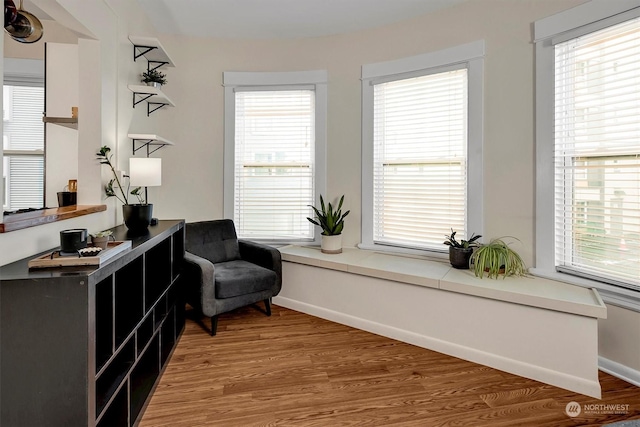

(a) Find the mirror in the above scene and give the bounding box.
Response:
[3,3,79,214]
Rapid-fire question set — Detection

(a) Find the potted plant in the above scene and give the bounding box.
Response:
[97,146,153,232]
[307,195,350,254]
[443,229,482,269]
[90,230,113,249]
[471,237,528,279]
[141,69,167,88]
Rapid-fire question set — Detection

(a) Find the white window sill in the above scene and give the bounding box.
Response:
[279,245,607,319]
[529,268,640,313]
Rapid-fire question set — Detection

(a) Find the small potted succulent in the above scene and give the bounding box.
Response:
[141,69,167,88]
[472,237,528,279]
[91,230,113,250]
[444,229,482,269]
[307,195,350,254]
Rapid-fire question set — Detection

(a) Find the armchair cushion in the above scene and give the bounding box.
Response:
[185,219,240,264]
[214,260,277,299]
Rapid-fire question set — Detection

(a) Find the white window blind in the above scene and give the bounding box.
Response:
[233,89,315,241]
[554,17,640,289]
[2,84,45,211]
[373,68,468,250]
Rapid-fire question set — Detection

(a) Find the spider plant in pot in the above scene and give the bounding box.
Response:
[97,145,153,233]
[307,195,350,254]
[443,229,482,269]
[471,237,528,279]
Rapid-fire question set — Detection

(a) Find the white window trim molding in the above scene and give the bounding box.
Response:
[222,70,327,245]
[534,1,640,312]
[360,41,485,257]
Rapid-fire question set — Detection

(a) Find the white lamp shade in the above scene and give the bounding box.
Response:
[129,158,162,187]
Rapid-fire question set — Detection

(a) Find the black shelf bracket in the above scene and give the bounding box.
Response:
[133,44,156,62]
[147,61,169,72]
[132,138,169,156]
[133,45,169,71]
[132,93,168,116]
[133,92,153,107]
[147,102,168,116]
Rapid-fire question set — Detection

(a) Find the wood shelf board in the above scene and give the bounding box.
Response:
[43,116,78,130]
[0,205,107,233]
[128,85,175,107]
[128,35,175,67]
[127,134,175,146]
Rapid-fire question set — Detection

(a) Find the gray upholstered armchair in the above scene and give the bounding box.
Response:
[183,219,282,336]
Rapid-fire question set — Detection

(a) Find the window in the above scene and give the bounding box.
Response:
[2,84,45,211]
[223,71,327,243]
[361,41,484,254]
[535,3,640,302]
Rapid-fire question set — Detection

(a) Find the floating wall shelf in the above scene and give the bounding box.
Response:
[128,85,175,116]
[127,133,175,156]
[43,116,78,130]
[129,36,176,71]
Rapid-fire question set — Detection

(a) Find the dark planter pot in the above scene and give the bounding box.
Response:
[449,246,473,269]
[123,204,153,232]
[57,191,77,207]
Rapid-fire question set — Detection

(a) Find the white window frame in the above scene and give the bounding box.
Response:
[2,58,45,212]
[534,0,640,311]
[223,70,327,244]
[360,41,484,258]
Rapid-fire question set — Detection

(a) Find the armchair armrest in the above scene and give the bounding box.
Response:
[184,251,217,316]
[238,240,282,285]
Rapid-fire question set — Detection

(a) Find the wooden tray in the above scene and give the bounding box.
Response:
[28,241,132,269]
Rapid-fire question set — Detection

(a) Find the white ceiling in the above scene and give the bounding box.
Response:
[135,0,466,39]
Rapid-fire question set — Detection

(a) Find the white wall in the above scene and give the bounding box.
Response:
[145,0,640,383]
[2,0,640,390]
[45,42,79,207]
[150,0,587,264]
[0,0,158,265]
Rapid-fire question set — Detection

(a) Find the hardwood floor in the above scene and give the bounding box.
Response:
[140,305,640,426]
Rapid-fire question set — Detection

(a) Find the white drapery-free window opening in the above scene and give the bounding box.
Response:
[361,41,484,256]
[554,16,640,290]
[3,84,45,211]
[233,89,316,241]
[372,67,468,250]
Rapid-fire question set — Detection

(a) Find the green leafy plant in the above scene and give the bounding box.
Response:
[96,146,144,205]
[141,69,167,85]
[92,230,113,238]
[443,229,482,249]
[471,237,527,279]
[307,195,350,236]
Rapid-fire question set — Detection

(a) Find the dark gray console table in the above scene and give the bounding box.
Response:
[0,220,185,427]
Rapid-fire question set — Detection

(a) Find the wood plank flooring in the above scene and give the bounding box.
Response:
[140,305,640,426]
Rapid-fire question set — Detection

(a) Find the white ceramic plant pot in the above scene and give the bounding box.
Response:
[321,234,342,254]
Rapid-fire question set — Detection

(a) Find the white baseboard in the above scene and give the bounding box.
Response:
[274,295,602,398]
[599,356,640,388]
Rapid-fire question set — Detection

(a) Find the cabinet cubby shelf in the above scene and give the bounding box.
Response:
[128,133,175,156]
[0,220,186,427]
[128,84,175,116]
[129,36,176,70]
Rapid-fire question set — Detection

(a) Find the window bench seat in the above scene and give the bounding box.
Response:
[275,245,607,398]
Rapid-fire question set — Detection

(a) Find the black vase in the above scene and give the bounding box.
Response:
[449,246,473,269]
[122,204,153,232]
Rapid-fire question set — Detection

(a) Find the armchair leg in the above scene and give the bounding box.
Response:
[211,315,218,336]
[264,299,271,317]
